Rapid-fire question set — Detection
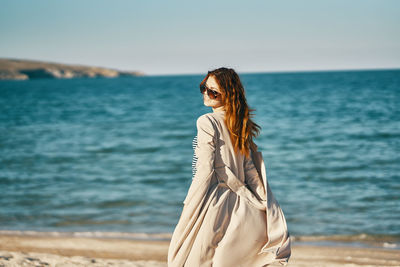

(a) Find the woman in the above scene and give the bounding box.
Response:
[168,67,291,267]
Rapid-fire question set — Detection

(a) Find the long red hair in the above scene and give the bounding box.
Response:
[200,67,261,158]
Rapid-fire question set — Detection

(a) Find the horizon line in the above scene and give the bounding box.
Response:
[1,56,399,77]
[147,67,400,77]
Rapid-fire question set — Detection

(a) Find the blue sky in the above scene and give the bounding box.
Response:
[1,0,399,75]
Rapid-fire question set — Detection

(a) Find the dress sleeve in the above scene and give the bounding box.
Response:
[244,152,266,201]
[193,115,216,181]
[183,114,216,205]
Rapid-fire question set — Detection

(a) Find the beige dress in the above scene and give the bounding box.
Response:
[168,107,291,267]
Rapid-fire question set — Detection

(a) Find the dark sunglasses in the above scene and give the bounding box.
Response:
[200,84,221,99]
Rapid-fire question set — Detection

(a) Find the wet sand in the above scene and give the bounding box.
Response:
[0,234,399,266]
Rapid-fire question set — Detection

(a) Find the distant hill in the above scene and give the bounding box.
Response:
[0,58,145,80]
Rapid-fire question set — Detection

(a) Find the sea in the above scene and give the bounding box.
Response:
[0,69,399,249]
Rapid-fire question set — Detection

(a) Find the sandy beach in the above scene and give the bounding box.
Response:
[0,234,399,267]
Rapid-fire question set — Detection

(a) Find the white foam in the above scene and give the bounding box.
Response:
[383,242,397,248]
[0,230,172,241]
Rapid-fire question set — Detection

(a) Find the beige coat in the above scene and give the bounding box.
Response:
[168,108,291,267]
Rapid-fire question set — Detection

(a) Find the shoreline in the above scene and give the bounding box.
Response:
[1,233,400,267]
[1,230,398,250]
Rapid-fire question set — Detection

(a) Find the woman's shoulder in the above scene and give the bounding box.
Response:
[196,113,213,128]
[195,112,223,136]
[196,112,222,127]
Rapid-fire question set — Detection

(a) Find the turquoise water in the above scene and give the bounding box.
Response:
[0,70,399,247]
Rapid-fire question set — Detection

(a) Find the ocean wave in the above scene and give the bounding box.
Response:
[0,230,172,241]
[292,233,400,249]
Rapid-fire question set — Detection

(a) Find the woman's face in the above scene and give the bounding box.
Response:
[203,75,223,108]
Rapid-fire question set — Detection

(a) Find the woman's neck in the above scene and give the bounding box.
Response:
[212,105,225,113]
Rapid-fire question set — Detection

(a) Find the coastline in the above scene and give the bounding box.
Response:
[0,58,144,80]
[1,232,399,266]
